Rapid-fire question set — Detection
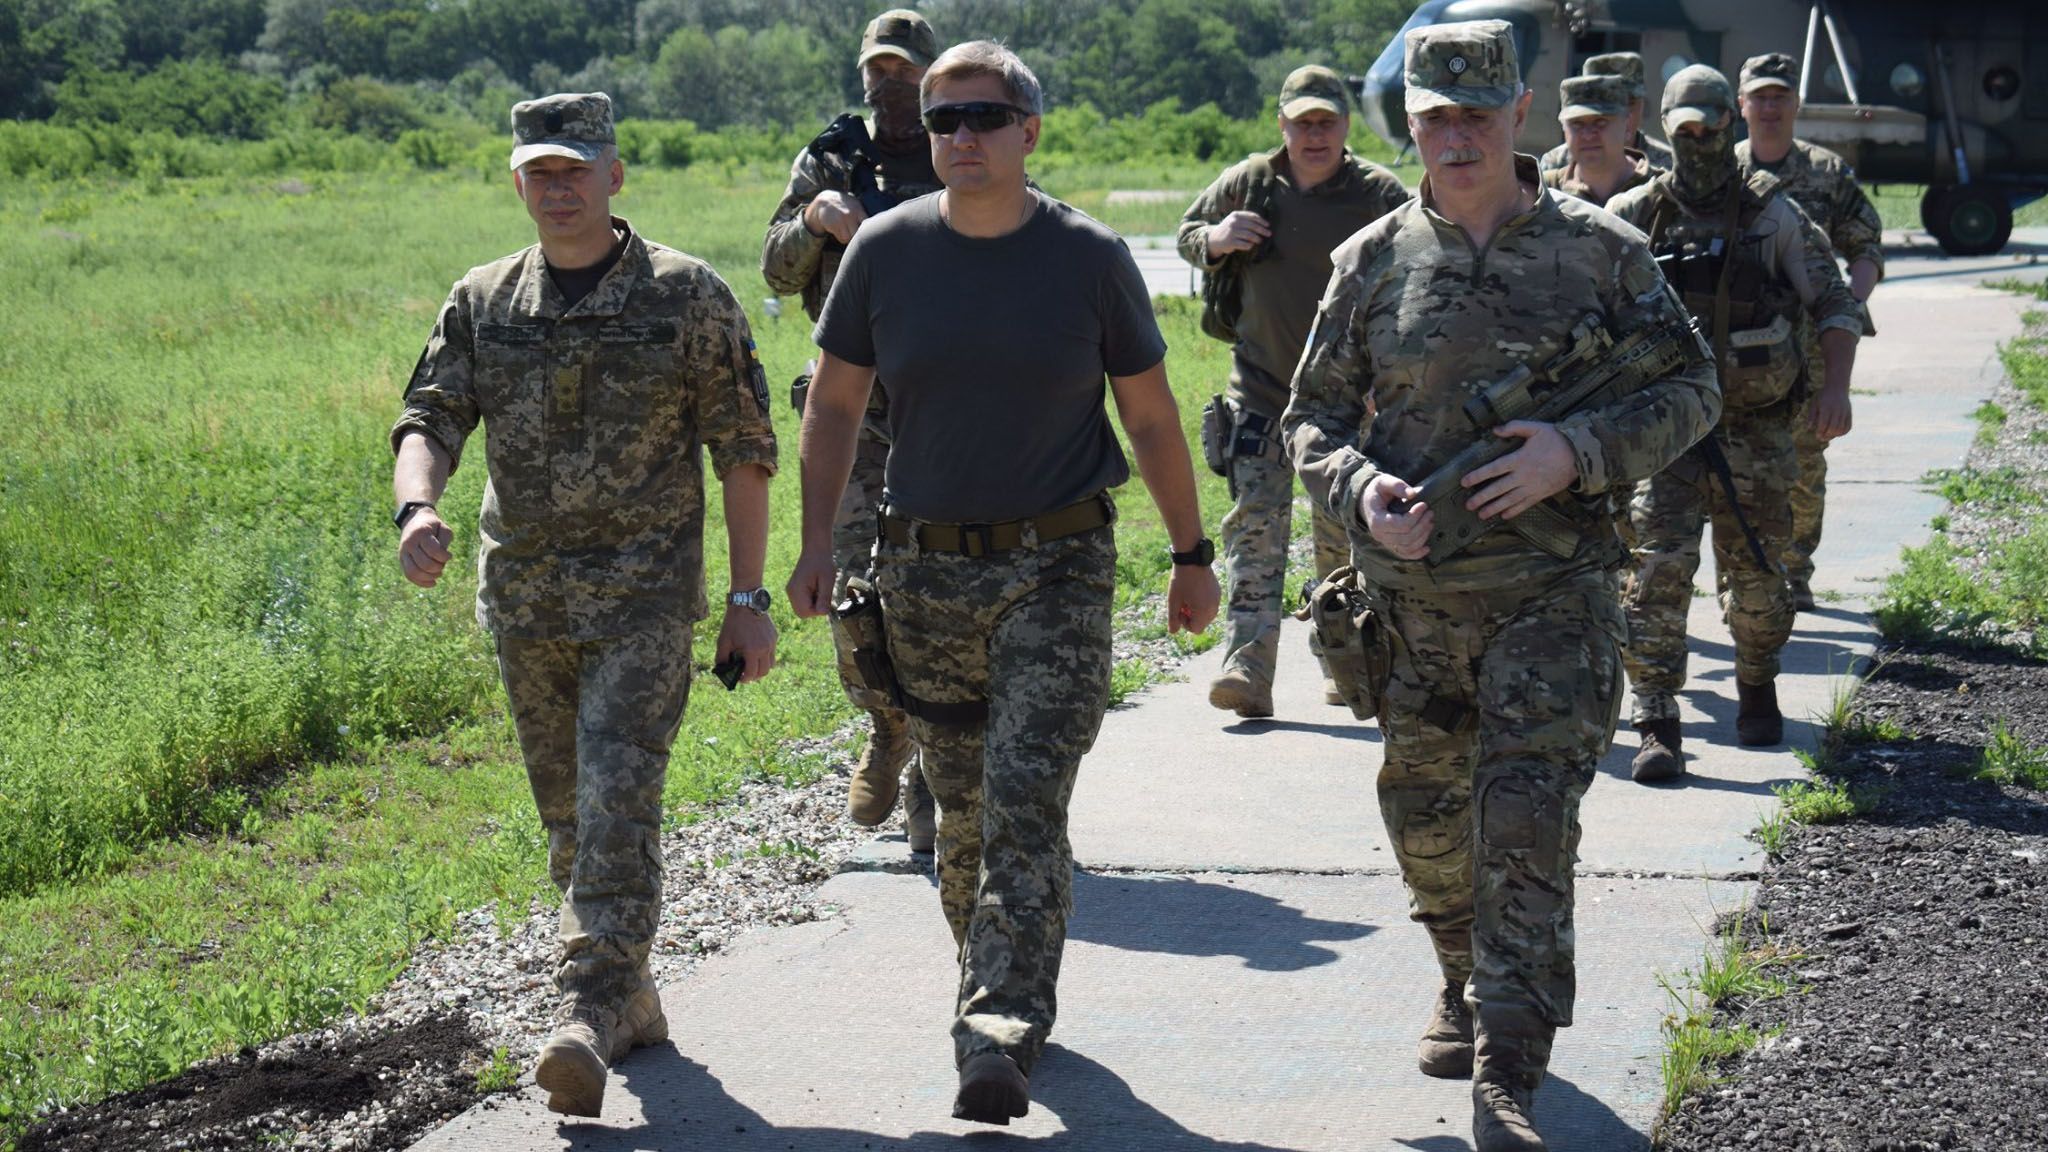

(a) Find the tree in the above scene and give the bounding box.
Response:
[0,0,126,119]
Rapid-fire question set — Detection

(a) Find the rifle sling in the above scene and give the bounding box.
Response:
[1695,435,1778,574]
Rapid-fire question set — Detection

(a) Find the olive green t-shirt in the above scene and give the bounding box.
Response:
[814,191,1167,523]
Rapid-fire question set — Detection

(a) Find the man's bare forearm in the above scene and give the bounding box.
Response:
[721,462,772,589]
[798,352,874,555]
[393,432,451,506]
[1110,363,1206,550]
[1819,326,1857,395]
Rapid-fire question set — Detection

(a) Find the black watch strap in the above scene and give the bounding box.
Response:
[1170,537,1216,567]
[394,500,435,531]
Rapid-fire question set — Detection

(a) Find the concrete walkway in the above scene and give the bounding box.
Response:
[410,232,2048,1152]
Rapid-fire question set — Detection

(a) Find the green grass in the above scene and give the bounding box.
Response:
[1924,464,2039,509]
[1972,721,2048,790]
[1869,186,2048,232]
[1973,400,2009,447]
[0,158,1262,1142]
[1656,914,1798,1124]
[474,1045,519,1094]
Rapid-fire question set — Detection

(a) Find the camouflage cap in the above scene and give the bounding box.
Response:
[509,92,614,171]
[858,8,938,69]
[1404,20,1521,113]
[1559,74,1632,121]
[1280,65,1352,118]
[1582,51,1647,100]
[1740,52,1799,95]
[1661,64,1735,132]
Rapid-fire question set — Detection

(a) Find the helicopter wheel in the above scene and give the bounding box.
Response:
[1925,184,2013,257]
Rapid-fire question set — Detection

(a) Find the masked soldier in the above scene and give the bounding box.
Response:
[762,9,942,846]
[1605,66,1861,781]
[1537,51,1672,175]
[788,42,1219,1125]
[1735,51,1885,610]
[1178,64,1410,719]
[391,92,778,1117]
[1541,74,1654,208]
[1285,23,1716,1151]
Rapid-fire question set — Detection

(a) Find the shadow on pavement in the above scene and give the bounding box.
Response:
[1069,872,1376,971]
[1386,1071,1644,1152]
[586,1042,1319,1150]
[1220,717,1381,742]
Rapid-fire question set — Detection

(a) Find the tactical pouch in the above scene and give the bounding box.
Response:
[790,372,812,413]
[833,577,902,708]
[1304,566,1391,722]
[1719,315,1799,412]
[1200,396,1231,477]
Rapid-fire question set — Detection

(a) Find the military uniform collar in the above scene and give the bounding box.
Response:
[512,216,647,321]
[1417,153,1554,228]
[1281,147,1368,197]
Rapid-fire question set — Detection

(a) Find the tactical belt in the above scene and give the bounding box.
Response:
[879,494,1113,557]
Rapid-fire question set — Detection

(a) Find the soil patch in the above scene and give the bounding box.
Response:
[18,1015,486,1152]
[1657,642,2048,1152]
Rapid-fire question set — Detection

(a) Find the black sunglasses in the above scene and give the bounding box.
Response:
[921,101,1031,135]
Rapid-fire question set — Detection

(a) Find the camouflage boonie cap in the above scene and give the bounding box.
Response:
[1582,52,1647,100]
[1280,65,1352,118]
[1559,75,1631,121]
[1662,65,1734,132]
[509,92,614,171]
[858,8,938,68]
[1404,20,1520,113]
[1740,52,1799,95]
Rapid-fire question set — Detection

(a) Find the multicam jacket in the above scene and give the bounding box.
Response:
[1735,137,1885,279]
[392,217,778,640]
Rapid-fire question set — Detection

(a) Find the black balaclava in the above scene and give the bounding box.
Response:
[865,77,924,149]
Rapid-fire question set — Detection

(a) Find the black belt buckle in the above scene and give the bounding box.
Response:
[957,523,996,557]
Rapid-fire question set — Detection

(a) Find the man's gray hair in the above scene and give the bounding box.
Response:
[920,40,1043,116]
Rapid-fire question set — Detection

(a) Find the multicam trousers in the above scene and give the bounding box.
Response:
[1785,340,1829,588]
[495,625,692,1017]
[1623,405,1797,724]
[1373,570,1624,1035]
[1219,450,1351,686]
[872,517,1117,1074]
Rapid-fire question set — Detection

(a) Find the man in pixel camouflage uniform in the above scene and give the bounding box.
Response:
[391,92,778,1118]
[1605,66,1861,781]
[1178,64,1410,719]
[1735,51,1885,610]
[1284,22,1717,1151]
[1541,74,1654,208]
[763,9,942,846]
[787,41,1219,1126]
[1537,51,1672,176]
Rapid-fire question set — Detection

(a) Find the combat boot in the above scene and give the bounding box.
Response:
[1208,665,1274,719]
[1471,1001,1553,1152]
[1789,578,1817,613]
[1736,679,1784,746]
[1417,978,1475,1078]
[536,1010,615,1117]
[952,1051,1030,1125]
[903,762,936,854]
[848,710,912,826]
[1630,719,1684,783]
[608,967,668,1063]
[1323,675,1346,706]
[1473,1078,1546,1152]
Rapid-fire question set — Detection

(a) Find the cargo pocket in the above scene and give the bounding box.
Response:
[1719,316,1798,412]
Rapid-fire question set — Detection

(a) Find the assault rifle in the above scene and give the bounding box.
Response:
[1392,313,1698,566]
[806,113,895,225]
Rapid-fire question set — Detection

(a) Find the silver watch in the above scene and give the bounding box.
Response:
[728,587,772,614]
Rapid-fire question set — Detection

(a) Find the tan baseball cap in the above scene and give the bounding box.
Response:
[1559,75,1631,122]
[1404,20,1521,113]
[509,92,614,171]
[1280,65,1352,118]
[858,9,938,69]
[1661,65,1735,132]
[1582,52,1647,100]
[1740,52,1799,95]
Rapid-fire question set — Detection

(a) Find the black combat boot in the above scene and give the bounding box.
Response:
[1736,679,1784,746]
[1471,1001,1554,1152]
[952,1052,1029,1124]
[1630,718,1684,783]
[1418,978,1475,1078]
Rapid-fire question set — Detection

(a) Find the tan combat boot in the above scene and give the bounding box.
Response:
[1736,679,1783,746]
[848,710,913,826]
[1418,978,1475,1078]
[1208,665,1274,719]
[952,1051,1030,1125]
[1630,719,1684,783]
[1471,1001,1553,1152]
[609,966,668,1063]
[903,762,936,854]
[536,1010,615,1117]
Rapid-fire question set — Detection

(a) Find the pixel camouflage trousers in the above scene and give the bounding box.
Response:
[495,626,692,1018]
[1219,451,1351,685]
[1623,404,1797,724]
[1373,571,1623,1036]
[873,520,1116,1074]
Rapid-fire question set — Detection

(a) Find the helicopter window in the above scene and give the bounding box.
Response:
[1890,63,1924,99]
[1984,66,2020,102]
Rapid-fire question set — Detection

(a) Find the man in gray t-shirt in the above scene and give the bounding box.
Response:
[786,40,1219,1127]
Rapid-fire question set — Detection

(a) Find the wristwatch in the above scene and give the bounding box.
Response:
[393,500,435,531]
[1169,537,1216,567]
[728,587,772,614]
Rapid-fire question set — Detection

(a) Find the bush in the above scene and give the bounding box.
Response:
[310,76,424,141]
[53,59,286,140]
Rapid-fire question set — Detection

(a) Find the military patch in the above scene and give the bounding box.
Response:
[746,338,770,416]
[1448,56,1467,75]
[477,322,549,345]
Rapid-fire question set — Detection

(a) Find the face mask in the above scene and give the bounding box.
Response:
[1671,123,1736,209]
[865,78,924,147]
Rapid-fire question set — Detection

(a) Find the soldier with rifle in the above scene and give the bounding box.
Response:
[762,9,942,847]
[1284,21,1716,1151]
[1605,65,1861,782]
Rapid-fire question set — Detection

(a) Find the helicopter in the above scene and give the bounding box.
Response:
[1358,0,2047,255]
